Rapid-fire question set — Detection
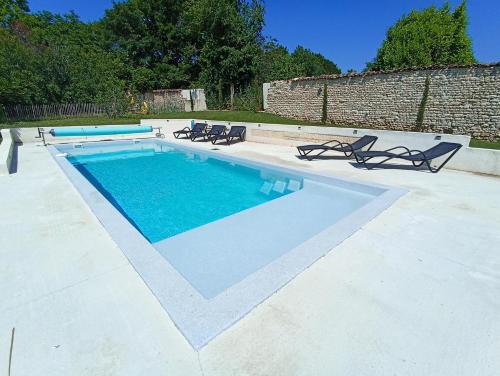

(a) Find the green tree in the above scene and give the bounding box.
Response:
[129,66,156,93]
[0,28,44,105]
[367,1,475,71]
[291,46,340,77]
[0,0,342,111]
[0,11,127,106]
[449,1,475,64]
[257,42,341,83]
[258,42,298,81]
[183,0,265,107]
[0,0,28,27]
[19,12,122,103]
[101,0,189,91]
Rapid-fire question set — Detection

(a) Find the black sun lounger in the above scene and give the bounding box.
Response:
[210,126,246,145]
[297,135,378,161]
[354,142,462,173]
[192,124,226,142]
[173,122,206,139]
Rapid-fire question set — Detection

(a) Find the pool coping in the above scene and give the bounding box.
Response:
[48,139,407,350]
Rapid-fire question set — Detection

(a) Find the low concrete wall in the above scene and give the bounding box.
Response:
[450,147,500,176]
[0,129,14,175]
[262,83,271,110]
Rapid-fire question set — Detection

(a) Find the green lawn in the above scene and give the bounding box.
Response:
[469,138,500,150]
[2,110,498,150]
[0,111,321,128]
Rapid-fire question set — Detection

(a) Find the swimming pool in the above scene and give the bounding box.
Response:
[50,139,405,349]
[66,142,301,243]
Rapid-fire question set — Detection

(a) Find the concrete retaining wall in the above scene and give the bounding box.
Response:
[0,129,14,175]
[265,64,500,141]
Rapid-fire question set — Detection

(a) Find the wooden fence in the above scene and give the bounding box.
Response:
[3,103,109,121]
[2,90,202,121]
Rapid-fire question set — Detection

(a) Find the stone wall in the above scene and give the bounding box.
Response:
[266,64,500,141]
[152,89,185,111]
[141,88,207,112]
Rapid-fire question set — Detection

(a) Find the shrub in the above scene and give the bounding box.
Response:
[321,82,328,124]
[205,83,261,112]
[0,104,6,123]
[233,85,261,112]
[96,82,129,118]
[415,75,431,131]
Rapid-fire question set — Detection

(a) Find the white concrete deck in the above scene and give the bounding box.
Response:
[1,135,499,375]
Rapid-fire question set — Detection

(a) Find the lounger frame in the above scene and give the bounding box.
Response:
[297,136,378,161]
[354,144,462,173]
[173,123,207,139]
[211,126,246,145]
[192,125,227,142]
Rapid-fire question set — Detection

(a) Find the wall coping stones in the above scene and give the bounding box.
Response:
[283,62,500,83]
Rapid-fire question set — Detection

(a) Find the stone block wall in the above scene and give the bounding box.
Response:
[141,89,207,112]
[151,89,185,112]
[266,64,500,141]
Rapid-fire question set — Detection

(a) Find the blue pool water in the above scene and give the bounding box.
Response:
[66,142,301,243]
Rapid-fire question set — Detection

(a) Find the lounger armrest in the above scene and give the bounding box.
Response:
[321,140,342,147]
[385,146,411,154]
[408,149,425,156]
[337,142,355,152]
[210,129,227,137]
[211,133,226,140]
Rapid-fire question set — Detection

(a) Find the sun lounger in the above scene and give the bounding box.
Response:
[354,142,462,173]
[210,126,247,145]
[192,124,226,142]
[173,122,206,139]
[297,135,378,160]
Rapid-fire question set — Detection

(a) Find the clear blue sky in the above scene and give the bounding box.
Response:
[28,0,499,72]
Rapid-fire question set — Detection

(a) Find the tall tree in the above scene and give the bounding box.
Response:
[0,0,28,27]
[101,0,189,90]
[449,1,474,64]
[258,42,298,82]
[367,1,475,71]
[291,46,340,77]
[182,0,265,103]
[0,28,44,105]
[0,0,342,110]
[258,42,340,82]
[1,11,126,106]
